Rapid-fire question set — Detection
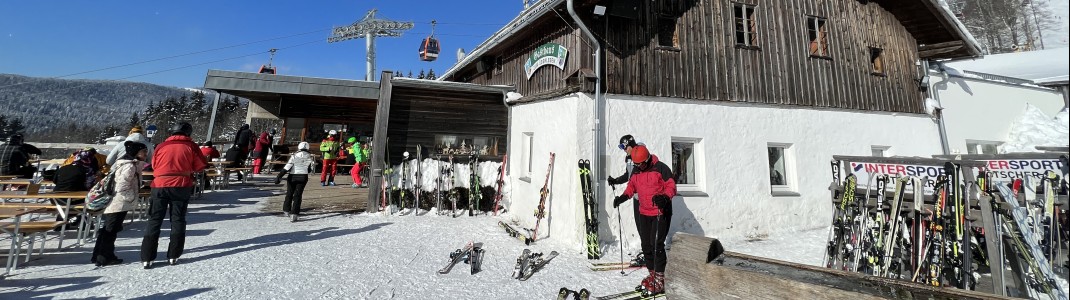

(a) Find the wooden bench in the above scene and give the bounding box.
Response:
[1,221,66,266]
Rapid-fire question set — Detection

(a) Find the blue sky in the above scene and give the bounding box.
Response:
[0,1,523,88]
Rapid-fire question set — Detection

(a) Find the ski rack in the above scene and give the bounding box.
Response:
[830,154,1069,298]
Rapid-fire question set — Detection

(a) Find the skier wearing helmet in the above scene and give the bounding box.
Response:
[319,130,341,186]
[347,136,365,188]
[611,145,675,296]
[283,142,315,222]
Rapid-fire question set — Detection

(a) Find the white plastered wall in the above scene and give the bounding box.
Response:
[506,92,945,254]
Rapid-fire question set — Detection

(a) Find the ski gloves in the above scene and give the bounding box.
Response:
[607,175,622,186]
[612,194,671,210]
[652,194,671,211]
[612,194,629,208]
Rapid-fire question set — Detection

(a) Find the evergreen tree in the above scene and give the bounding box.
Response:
[417,69,426,79]
[427,68,437,80]
[129,112,141,128]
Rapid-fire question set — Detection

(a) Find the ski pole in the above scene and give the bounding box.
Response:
[618,206,625,275]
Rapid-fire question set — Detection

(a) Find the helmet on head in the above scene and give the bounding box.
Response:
[7,133,24,145]
[328,130,338,136]
[632,145,651,170]
[403,151,410,158]
[618,135,637,150]
[347,137,357,143]
[169,122,193,136]
[298,142,310,150]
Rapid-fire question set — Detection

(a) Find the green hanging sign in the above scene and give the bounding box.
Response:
[523,43,568,79]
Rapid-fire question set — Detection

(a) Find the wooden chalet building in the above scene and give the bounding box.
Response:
[440,0,980,249]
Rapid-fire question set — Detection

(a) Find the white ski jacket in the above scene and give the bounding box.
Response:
[285,150,315,175]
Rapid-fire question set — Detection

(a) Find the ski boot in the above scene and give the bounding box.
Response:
[637,271,665,297]
[557,287,572,300]
[577,288,590,300]
[169,258,179,266]
[635,269,655,292]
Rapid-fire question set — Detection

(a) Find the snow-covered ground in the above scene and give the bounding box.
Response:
[1000,104,1070,153]
[0,182,830,299]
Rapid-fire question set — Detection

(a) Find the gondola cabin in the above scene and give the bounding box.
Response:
[419,37,440,62]
[258,65,276,75]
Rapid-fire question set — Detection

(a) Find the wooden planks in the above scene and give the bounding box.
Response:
[665,233,1014,300]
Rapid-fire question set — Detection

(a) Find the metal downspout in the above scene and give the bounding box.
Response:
[928,61,952,155]
[567,0,605,212]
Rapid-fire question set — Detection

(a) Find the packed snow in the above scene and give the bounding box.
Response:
[999,104,1070,153]
[0,179,832,299]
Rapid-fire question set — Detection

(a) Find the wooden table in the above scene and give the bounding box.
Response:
[0,175,16,181]
[1,206,48,274]
[0,191,89,249]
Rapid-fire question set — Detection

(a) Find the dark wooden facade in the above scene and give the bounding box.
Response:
[444,0,978,114]
[383,85,508,165]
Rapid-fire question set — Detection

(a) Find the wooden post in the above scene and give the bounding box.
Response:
[368,71,394,211]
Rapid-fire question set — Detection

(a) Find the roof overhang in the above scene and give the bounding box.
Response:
[877,0,982,60]
[439,0,566,80]
[203,69,380,100]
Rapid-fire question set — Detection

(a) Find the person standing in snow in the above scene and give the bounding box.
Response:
[282,142,315,222]
[106,125,155,167]
[223,144,245,181]
[348,137,365,188]
[319,130,341,186]
[233,124,254,163]
[252,131,271,174]
[91,141,147,266]
[612,145,675,296]
[608,134,645,244]
[140,122,207,269]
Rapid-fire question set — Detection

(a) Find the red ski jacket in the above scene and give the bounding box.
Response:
[621,154,676,216]
[151,135,208,188]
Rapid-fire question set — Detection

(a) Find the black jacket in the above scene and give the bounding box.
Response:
[234,128,253,151]
[224,147,244,168]
[53,165,89,192]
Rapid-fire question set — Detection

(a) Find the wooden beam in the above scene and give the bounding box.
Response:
[367,71,394,212]
[665,233,1014,300]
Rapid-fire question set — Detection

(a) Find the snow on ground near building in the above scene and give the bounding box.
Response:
[1000,104,1070,153]
[0,183,829,299]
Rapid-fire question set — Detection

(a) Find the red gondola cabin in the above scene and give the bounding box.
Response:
[419,37,440,62]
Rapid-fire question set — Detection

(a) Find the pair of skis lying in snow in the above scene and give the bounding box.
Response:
[436,241,485,275]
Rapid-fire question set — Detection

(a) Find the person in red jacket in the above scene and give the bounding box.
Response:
[612,145,675,296]
[140,122,208,269]
[199,141,220,160]
[252,131,271,174]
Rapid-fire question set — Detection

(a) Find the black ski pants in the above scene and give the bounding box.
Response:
[638,212,671,272]
[92,211,128,262]
[141,187,191,262]
[283,174,309,215]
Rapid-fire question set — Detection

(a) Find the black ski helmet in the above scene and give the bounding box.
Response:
[7,133,24,145]
[170,122,193,136]
[618,134,637,150]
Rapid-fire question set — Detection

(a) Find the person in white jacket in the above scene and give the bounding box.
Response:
[91,141,148,266]
[283,142,315,222]
[106,126,155,166]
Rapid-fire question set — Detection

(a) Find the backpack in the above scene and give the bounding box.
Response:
[86,170,118,212]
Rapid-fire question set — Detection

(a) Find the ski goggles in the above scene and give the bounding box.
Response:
[618,143,628,150]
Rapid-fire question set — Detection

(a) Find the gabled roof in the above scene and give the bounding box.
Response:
[440,0,565,81]
[876,0,982,59]
[441,0,981,80]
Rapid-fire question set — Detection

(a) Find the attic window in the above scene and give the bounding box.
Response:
[807,17,829,58]
[658,16,679,48]
[733,4,758,48]
[869,47,885,76]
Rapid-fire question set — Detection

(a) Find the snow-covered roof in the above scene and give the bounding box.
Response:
[946,47,1070,86]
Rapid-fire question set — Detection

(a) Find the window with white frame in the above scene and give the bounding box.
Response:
[871,146,890,157]
[523,132,534,178]
[672,137,705,195]
[966,140,1001,155]
[767,143,797,195]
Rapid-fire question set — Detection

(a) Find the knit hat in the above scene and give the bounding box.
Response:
[129,125,144,135]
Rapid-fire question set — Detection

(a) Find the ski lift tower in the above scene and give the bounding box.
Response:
[328,9,414,81]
